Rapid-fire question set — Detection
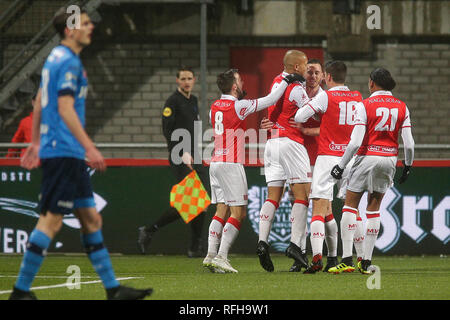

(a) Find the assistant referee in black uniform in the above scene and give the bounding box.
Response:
[138,66,210,257]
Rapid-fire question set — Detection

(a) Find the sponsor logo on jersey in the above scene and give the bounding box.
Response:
[329,142,348,152]
[366,145,398,154]
[214,149,229,156]
[214,101,232,108]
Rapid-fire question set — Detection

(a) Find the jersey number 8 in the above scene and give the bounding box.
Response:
[214,111,224,135]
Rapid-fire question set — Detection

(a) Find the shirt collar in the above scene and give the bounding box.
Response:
[329,86,349,91]
[220,94,238,101]
[370,90,393,97]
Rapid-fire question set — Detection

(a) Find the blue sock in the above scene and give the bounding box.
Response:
[15,229,51,292]
[82,230,119,289]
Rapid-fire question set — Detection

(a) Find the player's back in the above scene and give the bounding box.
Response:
[268,73,308,145]
[358,91,409,157]
[40,45,88,160]
[210,95,246,163]
[318,86,362,156]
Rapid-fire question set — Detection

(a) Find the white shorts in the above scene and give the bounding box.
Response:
[310,155,352,201]
[264,138,287,184]
[264,137,311,185]
[347,155,397,194]
[209,162,248,206]
[335,156,356,200]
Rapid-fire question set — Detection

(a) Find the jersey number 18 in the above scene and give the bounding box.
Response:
[338,101,359,125]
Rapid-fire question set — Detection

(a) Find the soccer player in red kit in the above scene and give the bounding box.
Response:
[203,69,303,273]
[256,50,311,273]
[289,59,340,273]
[330,68,414,274]
[295,61,363,273]
[297,60,364,272]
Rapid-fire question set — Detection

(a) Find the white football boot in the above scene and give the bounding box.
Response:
[211,255,238,273]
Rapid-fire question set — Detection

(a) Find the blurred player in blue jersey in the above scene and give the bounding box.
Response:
[9,8,152,300]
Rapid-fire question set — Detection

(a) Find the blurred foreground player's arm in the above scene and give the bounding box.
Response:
[58,95,105,171]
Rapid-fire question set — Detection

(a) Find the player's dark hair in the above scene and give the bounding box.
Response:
[307,59,324,72]
[324,60,347,83]
[177,66,195,78]
[217,69,238,94]
[370,67,396,91]
[53,7,87,38]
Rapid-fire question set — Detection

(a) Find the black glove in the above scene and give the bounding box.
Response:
[283,73,305,84]
[330,164,344,180]
[397,160,411,184]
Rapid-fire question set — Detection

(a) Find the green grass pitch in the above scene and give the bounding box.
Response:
[0,254,448,300]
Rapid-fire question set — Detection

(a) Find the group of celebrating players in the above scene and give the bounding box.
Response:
[7,5,415,299]
[203,50,415,275]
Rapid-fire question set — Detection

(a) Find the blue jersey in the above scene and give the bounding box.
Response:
[39,45,88,160]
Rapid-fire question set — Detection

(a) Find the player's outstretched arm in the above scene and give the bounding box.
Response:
[58,95,106,172]
[235,74,302,119]
[294,90,327,123]
[253,73,303,112]
[294,105,315,124]
[401,127,414,167]
[397,126,415,184]
[21,89,42,170]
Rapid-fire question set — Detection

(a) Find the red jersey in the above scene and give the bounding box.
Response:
[210,80,289,164]
[268,73,309,145]
[6,112,33,158]
[356,91,411,157]
[211,94,265,163]
[308,86,362,156]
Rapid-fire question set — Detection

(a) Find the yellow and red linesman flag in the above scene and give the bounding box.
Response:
[170,170,211,224]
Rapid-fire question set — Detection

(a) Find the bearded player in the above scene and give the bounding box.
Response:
[203,69,303,273]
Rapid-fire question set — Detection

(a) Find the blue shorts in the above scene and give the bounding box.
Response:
[39,157,96,215]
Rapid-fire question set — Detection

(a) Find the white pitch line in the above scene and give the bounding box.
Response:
[0,277,144,295]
